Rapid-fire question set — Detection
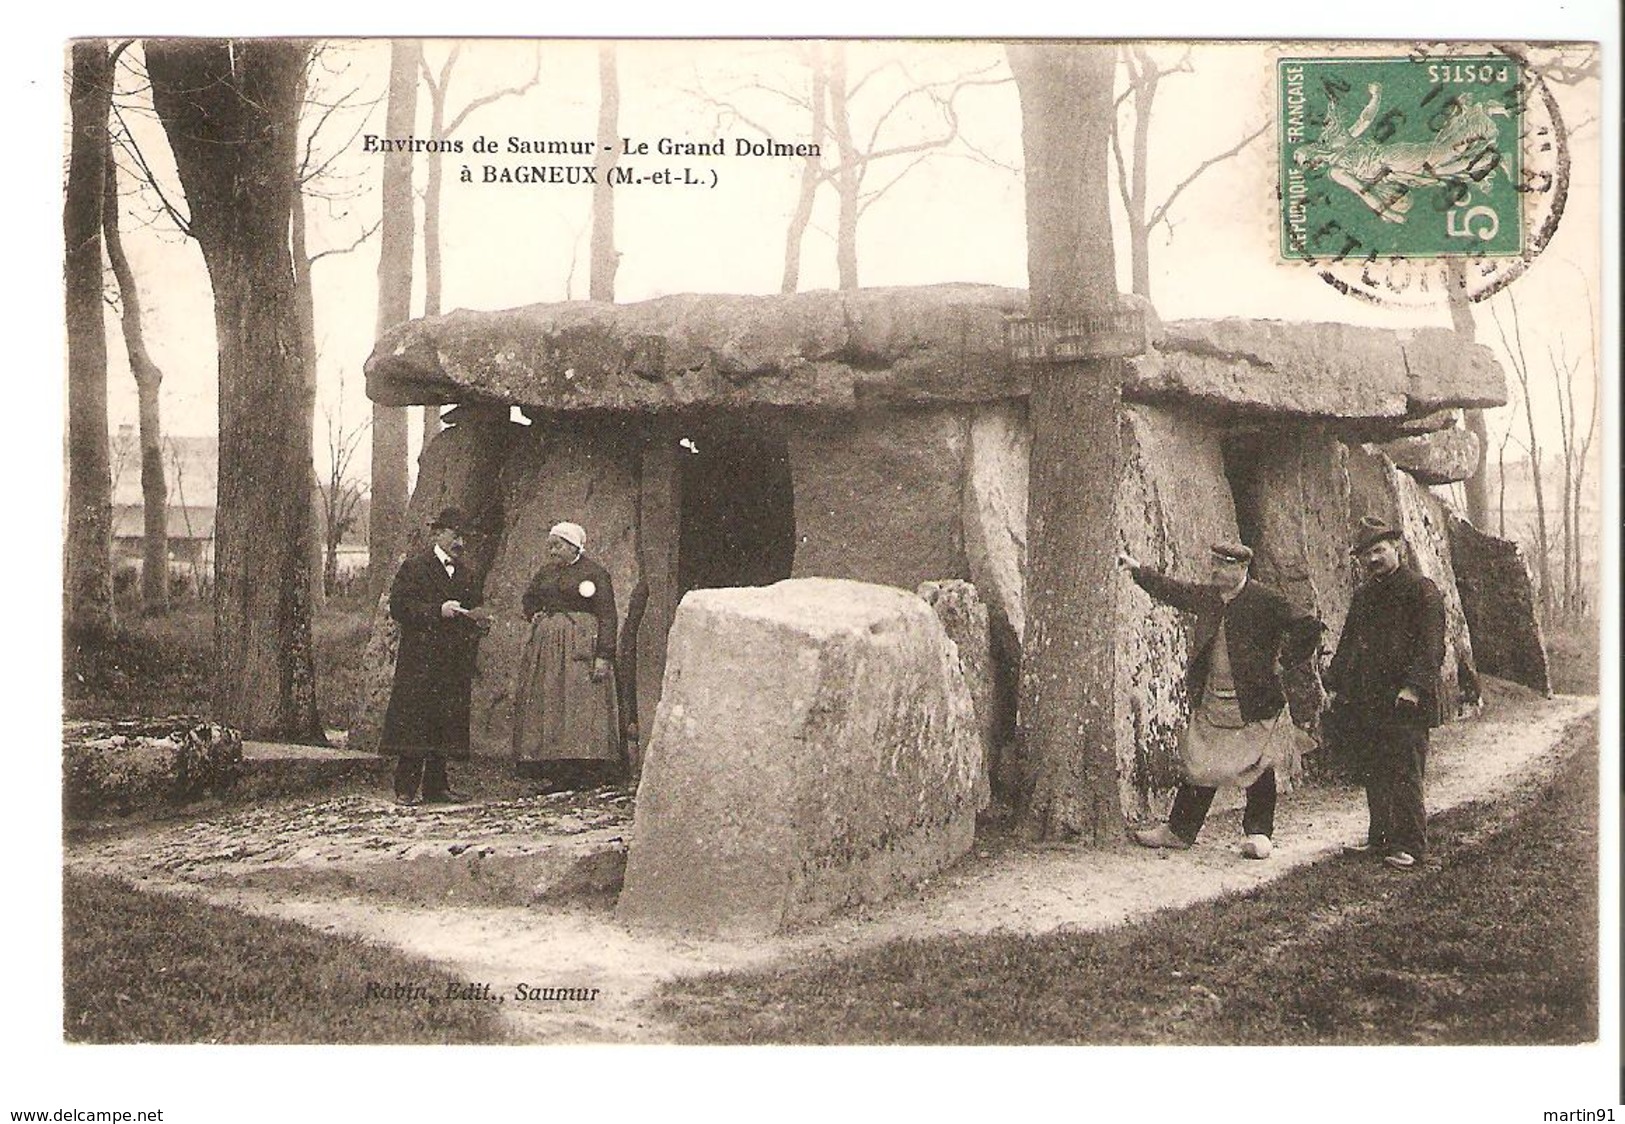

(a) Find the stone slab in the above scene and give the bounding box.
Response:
[366,286,1505,422]
[66,791,634,908]
[1380,427,1483,485]
[1124,319,1506,419]
[617,579,981,935]
[1346,445,1480,716]
[1446,512,1552,696]
[789,409,970,589]
[1113,405,1240,821]
[351,415,518,753]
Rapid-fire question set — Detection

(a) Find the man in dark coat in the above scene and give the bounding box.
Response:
[381,507,491,805]
[1119,542,1324,858]
[1326,516,1447,871]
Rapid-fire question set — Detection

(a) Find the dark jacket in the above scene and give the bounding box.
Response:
[1131,567,1323,723]
[521,555,617,661]
[380,548,485,757]
[1327,563,1448,727]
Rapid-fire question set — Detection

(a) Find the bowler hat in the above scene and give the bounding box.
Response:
[430,507,469,531]
[1210,542,1254,565]
[1352,516,1402,555]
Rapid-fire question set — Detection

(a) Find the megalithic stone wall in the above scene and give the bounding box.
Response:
[1250,427,1354,647]
[789,409,971,588]
[1114,404,1240,823]
[918,579,994,810]
[1378,426,1483,486]
[1346,444,1480,716]
[617,579,982,935]
[351,413,514,752]
[468,423,642,760]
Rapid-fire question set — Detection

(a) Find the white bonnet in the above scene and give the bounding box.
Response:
[548,522,586,551]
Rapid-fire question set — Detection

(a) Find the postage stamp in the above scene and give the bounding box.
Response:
[1276,46,1568,305]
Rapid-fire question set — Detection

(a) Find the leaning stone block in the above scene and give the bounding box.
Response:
[617,578,982,935]
[63,717,242,820]
[1445,512,1552,695]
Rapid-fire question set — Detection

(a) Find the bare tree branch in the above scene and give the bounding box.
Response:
[1148,119,1270,229]
[109,100,192,236]
[307,216,382,266]
[444,47,542,136]
[856,150,933,217]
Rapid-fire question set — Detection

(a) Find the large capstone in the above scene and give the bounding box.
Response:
[366,287,1505,426]
[616,579,982,935]
[1128,320,1506,421]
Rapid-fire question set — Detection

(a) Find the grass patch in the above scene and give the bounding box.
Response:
[64,608,214,721]
[652,718,1598,1045]
[64,597,374,733]
[313,597,373,731]
[1544,616,1599,696]
[63,871,510,1044]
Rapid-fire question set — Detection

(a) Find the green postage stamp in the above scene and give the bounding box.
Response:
[1278,54,1526,263]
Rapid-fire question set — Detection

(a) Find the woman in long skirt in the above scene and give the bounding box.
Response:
[512,521,622,790]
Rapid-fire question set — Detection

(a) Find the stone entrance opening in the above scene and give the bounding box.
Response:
[676,425,796,596]
[1221,433,1267,552]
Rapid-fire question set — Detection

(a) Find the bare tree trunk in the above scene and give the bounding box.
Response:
[65,41,115,636]
[780,44,827,295]
[1447,261,1491,526]
[1571,348,1598,616]
[827,44,860,291]
[1127,49,1156,299]
[1007,42,1123,844]
[291,116,326,610]
[148,38,324,742]
[1496,431,1510,538]
[101,117,170,616]
[418,41,443,445]
[1529,447,1553,621]
[590,44,620,302]
[1556,371,1575,616]
[368,39,418,600]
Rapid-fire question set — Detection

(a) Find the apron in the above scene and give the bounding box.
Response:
[1179,620,1291,788]
[511,611,621,764]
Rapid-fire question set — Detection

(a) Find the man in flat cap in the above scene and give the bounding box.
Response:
[1118,541,1323,858]
[1326,516,1447,871]
[380,507,492,805]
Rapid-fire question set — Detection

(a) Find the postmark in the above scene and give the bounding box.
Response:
[1276,44,1568,306]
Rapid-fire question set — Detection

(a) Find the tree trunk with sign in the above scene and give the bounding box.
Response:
[1007,43,1126,844]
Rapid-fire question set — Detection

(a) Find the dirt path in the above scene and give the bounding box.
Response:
[66,692,1596,1044]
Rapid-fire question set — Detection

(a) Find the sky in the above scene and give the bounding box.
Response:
[21,1,1624,1120]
